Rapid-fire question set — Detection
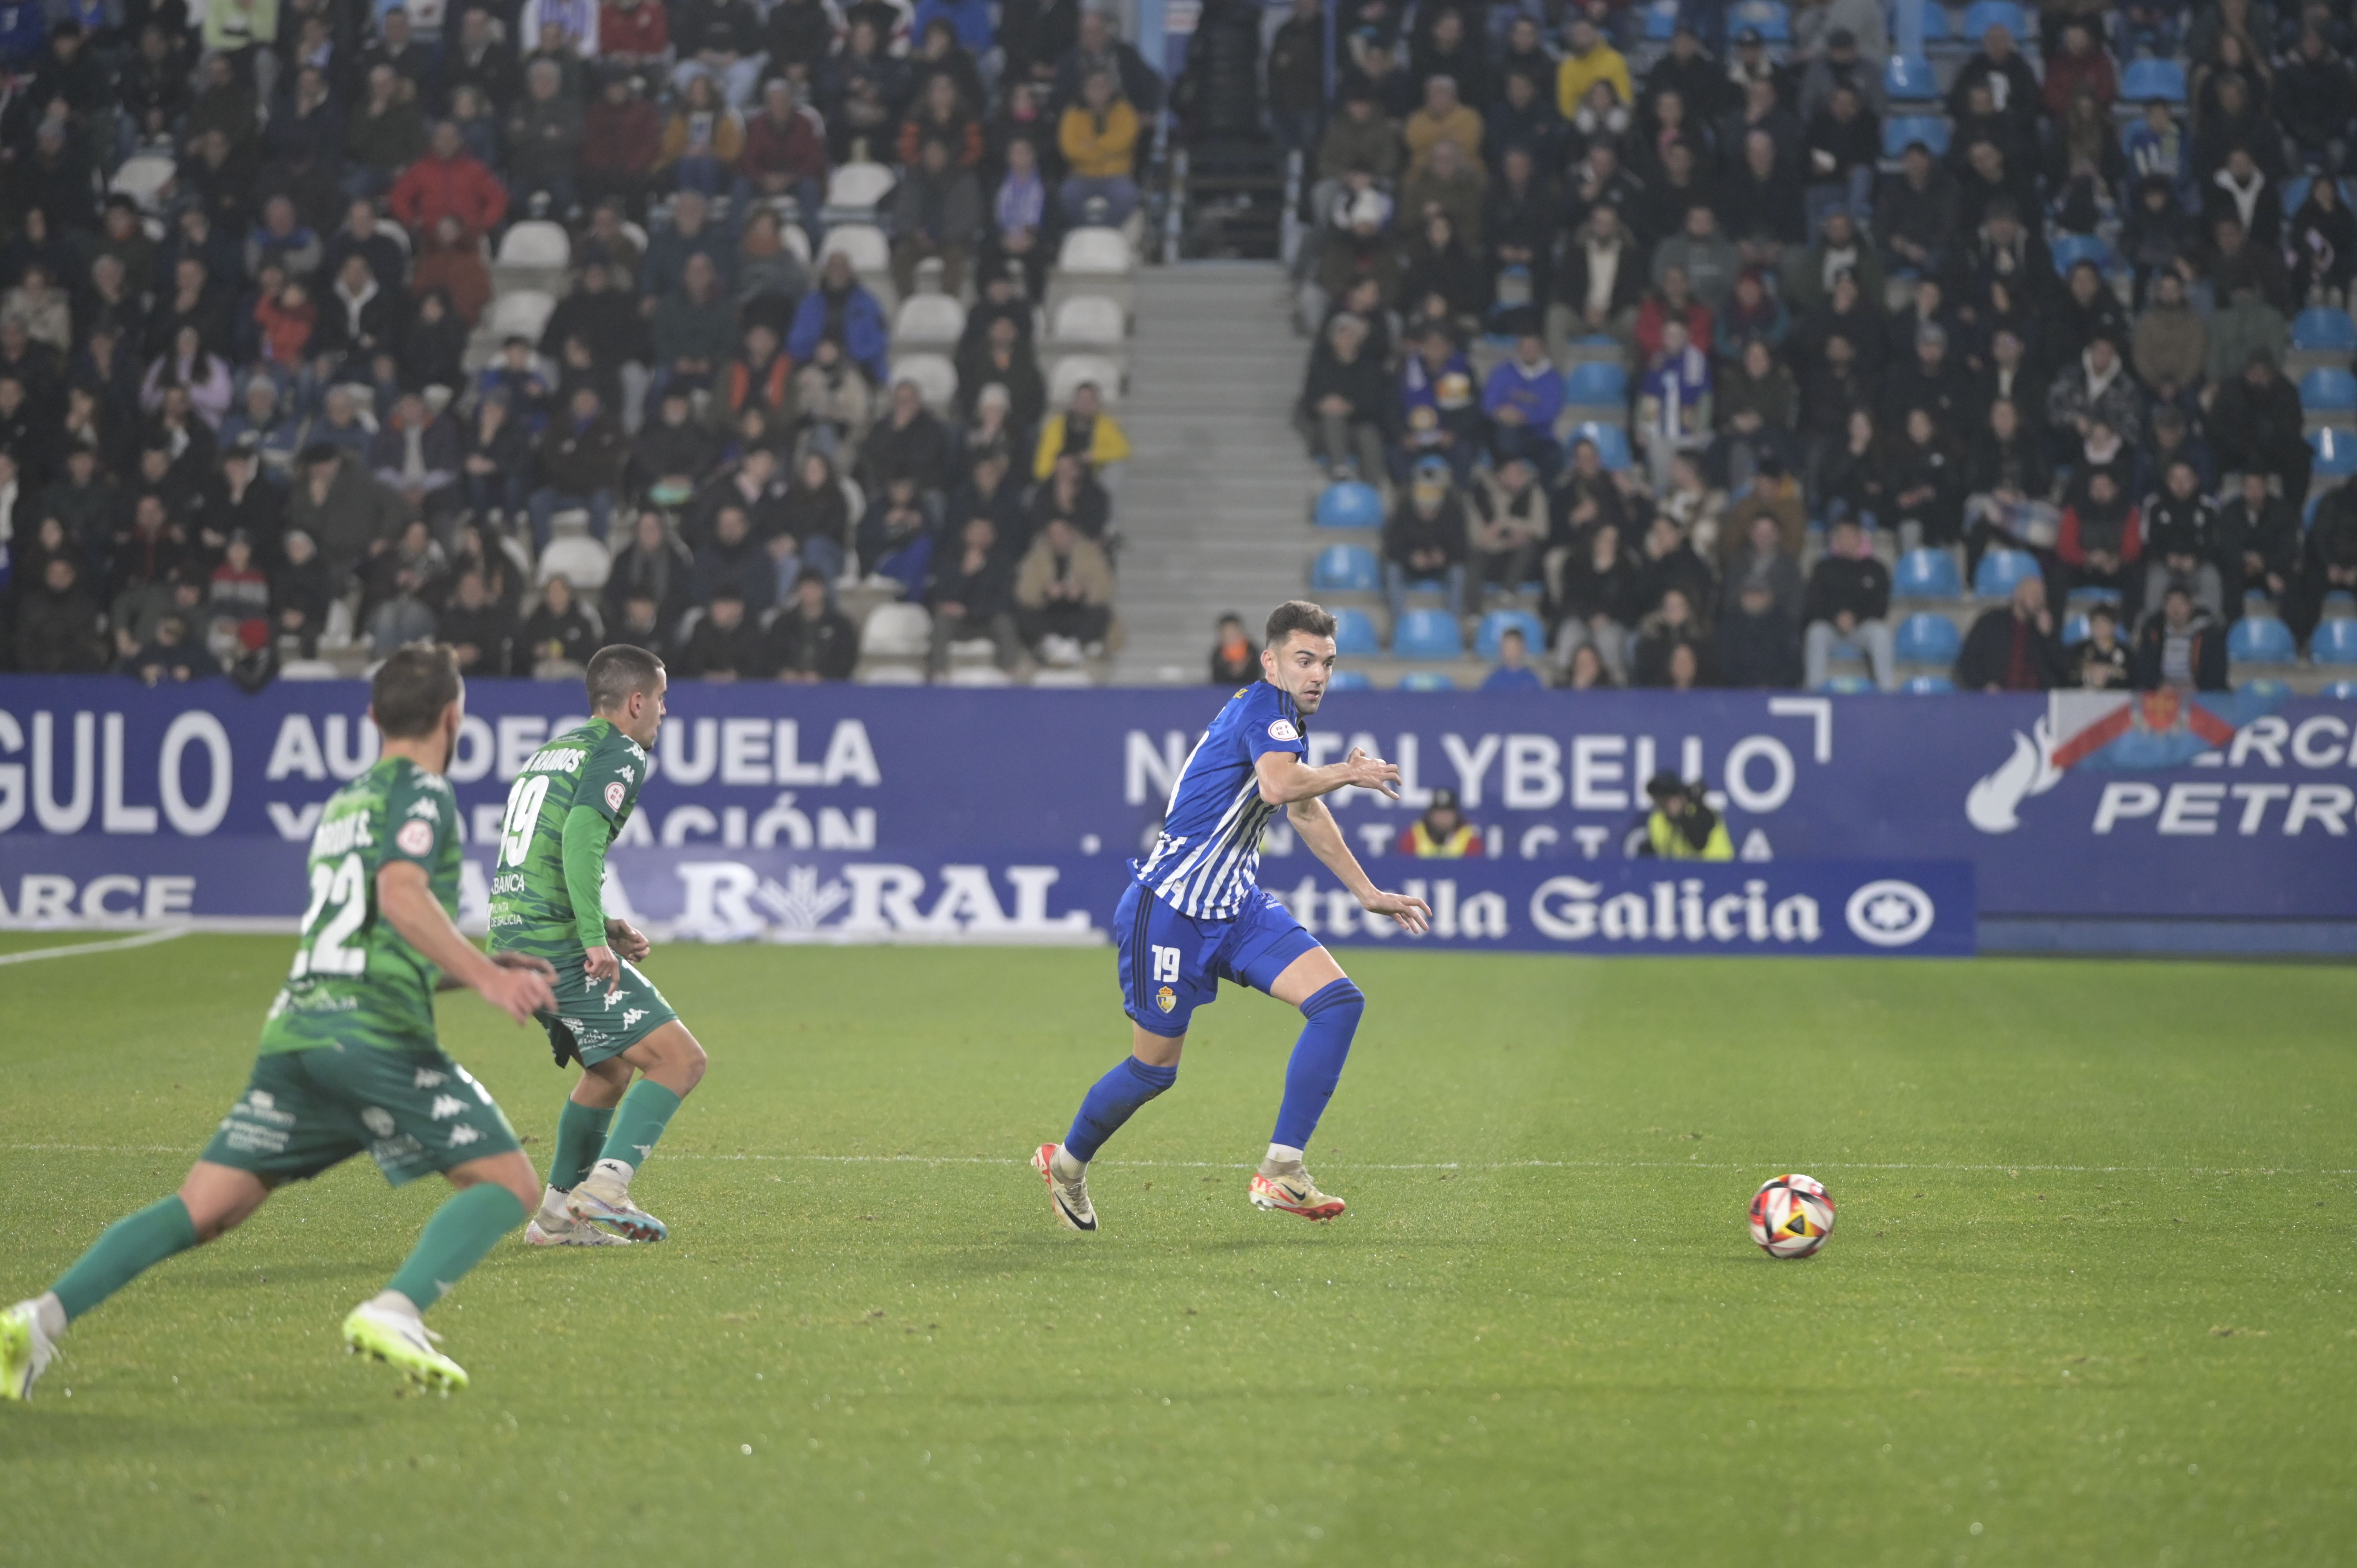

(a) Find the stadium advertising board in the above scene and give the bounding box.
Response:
[0,679,2345,940]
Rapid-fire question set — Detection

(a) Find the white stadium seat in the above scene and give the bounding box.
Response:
[1057,227,1133,273]
[496,220,571,268]
[489,288,556,343]
[891,353,958,410]
[110,154,175,212]
[860,602,932,658]
[894,293,966,348]
[820,223,891,274]
[1049,353,1123,406]
[538,536,611,591]
[1050,295,1125,344]
[825,162,896,212]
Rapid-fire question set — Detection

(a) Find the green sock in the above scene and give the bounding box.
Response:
[51,1196,201,1321]
[386,1185,527,1312]
[548,1100,615,1191]
[599,1081,685,1172]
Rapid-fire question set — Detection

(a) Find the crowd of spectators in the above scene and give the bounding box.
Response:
[0,0,1159,682]
[1289,0,2357,693]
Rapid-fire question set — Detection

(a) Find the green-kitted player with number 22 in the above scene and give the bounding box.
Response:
[488,644,708,1248]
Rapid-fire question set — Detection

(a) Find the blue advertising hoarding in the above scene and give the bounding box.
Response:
[0,678,2347,946]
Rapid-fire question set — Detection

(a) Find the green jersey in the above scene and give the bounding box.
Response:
[486,717,649,961]
[258,756,461,1056]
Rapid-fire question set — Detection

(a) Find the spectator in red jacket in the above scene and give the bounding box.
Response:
[2056,467,2144,604]
[389,120,510,240]
[738,76,831,244]
[582,71,665,215]
[2042,21,2117,122]
[599,0,669,63]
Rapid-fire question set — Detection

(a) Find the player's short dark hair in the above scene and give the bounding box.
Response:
[1265,599,1338,648]
[371,643,462,738]
[586,644,666,712]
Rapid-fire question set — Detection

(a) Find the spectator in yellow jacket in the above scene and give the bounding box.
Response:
[1403,74,1484,173]
[1555,17,1633,118]
[1057,69,1141,224]
[1034,382,1133,479]
[660,74,746,194]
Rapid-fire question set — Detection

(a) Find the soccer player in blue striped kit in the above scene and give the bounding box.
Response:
[1034,601,1432,1230]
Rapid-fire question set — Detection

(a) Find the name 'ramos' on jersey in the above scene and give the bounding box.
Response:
[1136,680,1309,920]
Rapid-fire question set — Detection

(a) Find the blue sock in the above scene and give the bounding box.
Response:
[1271,978,1365,1151]
[1063,1056,1178,1162]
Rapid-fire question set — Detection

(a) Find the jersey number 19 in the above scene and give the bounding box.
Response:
[497,774,551,869]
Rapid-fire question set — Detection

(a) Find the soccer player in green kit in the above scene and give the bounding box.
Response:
[490,645,708,1247]
[0,646,560,1399]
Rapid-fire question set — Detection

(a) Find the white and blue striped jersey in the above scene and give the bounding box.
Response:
[1136,681,1309,919]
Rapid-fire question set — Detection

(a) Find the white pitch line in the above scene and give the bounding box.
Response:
[0,927,191,967]
[2,1145,2349,1177]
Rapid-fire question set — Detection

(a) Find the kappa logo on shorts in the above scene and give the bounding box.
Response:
[622,1008,647,1028]
[395,818,435,856]
[605,780,628,812]
[1155,985,1177,1014]
[447,1125,482,1148]
[428,1094,470,1121]
[603,989,627,1010]
[362,1107,396,1138]
[413,1068,447,1089]
[1267,719,1300,742]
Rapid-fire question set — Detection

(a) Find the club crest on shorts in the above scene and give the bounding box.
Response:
[1155,985,1177,1013]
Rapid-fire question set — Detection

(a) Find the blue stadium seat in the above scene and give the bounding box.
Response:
[2050,233,2118,276]
[1398,671,1458,691]
[1817,675,1876,694]
[1392,608,1464,659]
[1311,543,1382,593]
[2313,618,2357,665]
[1973,548,2040,597]
[1728,0,1790,41]
[1904,675,1956,694]
[1883,115,1951,159]
[1894,612,1962,663]
[1885,54,1936,99]
[1642,0,1678,40]
[2325,680,2357,699]
[2241,677,2293,701]
[1314,481,1383,529]
[2325,589,2357,615]
[1570,421,1632,471]
[2285,176,2315,217]
[1894,547,1964,599]
[2228,616,2297,662]
[1327,669,1375,691]
[2293,307,2357,352]
[2065,586,2122,611]
[1474,609,1546,660]
[1918,4,1952,41]
[1961,0,2023,39]
[2062,613,2091,645]
[2122,57,2187,105]
[1332,607,1382,657]
[2304,367,2357,411]
[2311,427,2357,478]
[1564,361,1627,406]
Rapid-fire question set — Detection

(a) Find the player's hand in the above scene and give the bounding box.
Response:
[1360,887,1432,936]
[583,944,621,994]
[479,956,557,1025]
[1342,747,1404,800]
[604,918,652,962]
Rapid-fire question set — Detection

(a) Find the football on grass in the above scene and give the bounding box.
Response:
[1749,1174,1835,1258]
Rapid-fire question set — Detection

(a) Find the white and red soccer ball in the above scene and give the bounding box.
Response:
[1749,1173,1835,1259]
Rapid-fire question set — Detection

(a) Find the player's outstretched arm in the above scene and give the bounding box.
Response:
[1254,747,1403,807]
[378,862,558,1024]
[1286,797,1433,935]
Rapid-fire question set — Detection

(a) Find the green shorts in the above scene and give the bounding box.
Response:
[201,1045,522,1187]
[536,954,679,1068]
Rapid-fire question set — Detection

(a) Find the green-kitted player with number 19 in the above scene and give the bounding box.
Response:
[488,645,708,1248]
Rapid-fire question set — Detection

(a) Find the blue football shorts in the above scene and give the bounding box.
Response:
[1113,878,1321,1037]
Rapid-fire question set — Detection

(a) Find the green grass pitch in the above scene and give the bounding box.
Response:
[4,932,2355,1566]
